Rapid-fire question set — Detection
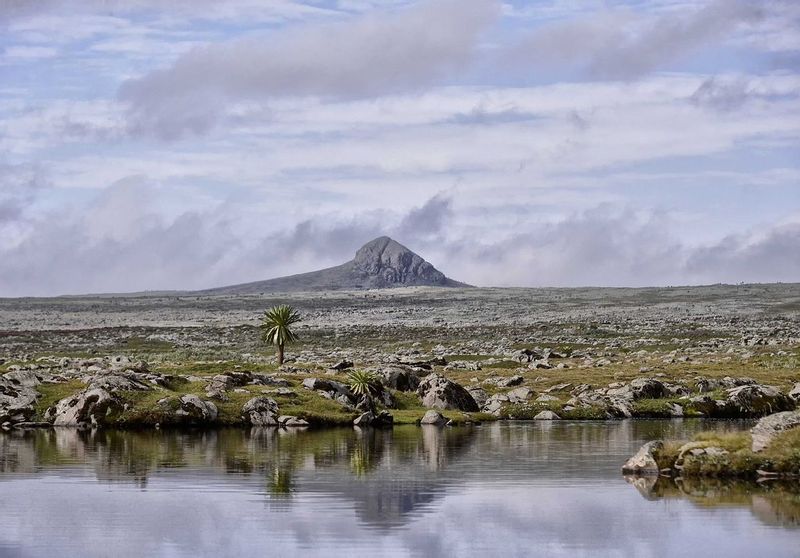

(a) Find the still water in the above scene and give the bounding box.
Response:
[0,420,797,558]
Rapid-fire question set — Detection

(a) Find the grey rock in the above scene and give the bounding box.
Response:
[466,386,488,408]
[496,375,523,388]
[379,366,421,392]
[50,388,121,426]
[507,387,534,403]
[416,373,479,412]
[420,410,448,426]
[533,410,560,420]
[242,397,279,426]
[621,441,663,475]
[724,384,795,416]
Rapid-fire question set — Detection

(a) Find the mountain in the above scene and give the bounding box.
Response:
[199,236,470,294]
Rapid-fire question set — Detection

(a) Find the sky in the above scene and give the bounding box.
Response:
[0,0,798,295]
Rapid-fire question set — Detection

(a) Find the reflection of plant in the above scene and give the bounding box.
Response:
[349,445,375,477]
[347,370,381,398]
[268,465,294,496]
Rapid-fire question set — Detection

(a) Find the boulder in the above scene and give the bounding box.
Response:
[88,374,151,393]
[608,378,668,401]
[0,375,39,425]
[621,441,663,475]
[420,410,448,426]
[242,397,279,426]
[159,395,218,425]
[533,410,560,420]
[496,375,523,388]
[49,388,121,427]
[482,393,509,416]
[789,383,800,401]
[417,374,479,412]
[466,387,488,408]
[751,410,800,452]
[330,360,354,371]
[724,384,795,416]
[507,387,534,403]
[379,366,420,392]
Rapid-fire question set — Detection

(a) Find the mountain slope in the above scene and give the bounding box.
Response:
[199,236,470,294]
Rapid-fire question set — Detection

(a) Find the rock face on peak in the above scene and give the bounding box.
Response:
[200,237,469,294]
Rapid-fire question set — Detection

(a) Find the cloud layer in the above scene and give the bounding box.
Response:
[0,0,798,295]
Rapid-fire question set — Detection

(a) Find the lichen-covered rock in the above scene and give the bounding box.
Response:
[378,366,421,392]
[158,395,218,425]
[751,410,800,452]
[0,375,39,425]
[242,397,279,426]
[621,441,663,475]
[50,388,121,426]
[88,374,151,393]
[417,374,478,412]
[724,384,794,416]
[507,387,534,403]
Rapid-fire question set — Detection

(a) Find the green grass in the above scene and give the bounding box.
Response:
[653,429,800,478]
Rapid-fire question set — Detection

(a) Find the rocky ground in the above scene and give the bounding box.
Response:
[1,284,799,430]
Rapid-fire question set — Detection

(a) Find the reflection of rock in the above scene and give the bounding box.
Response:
[626,475,800,528]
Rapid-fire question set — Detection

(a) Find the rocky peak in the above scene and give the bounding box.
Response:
[352,237,449,286]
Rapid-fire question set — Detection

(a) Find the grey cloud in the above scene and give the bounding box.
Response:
[396,194,451,239]
[0,163,48,224]
[118,0,501,139]
[509,0,764,80]
[1,189,797,296]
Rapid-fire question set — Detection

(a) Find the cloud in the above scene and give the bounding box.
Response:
[508,0,764,79]
[117,0,500,139]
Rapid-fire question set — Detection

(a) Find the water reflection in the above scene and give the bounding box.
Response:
[0,421,798,557]
[626,475,800,528]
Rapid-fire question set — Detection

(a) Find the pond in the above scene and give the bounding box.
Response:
[0,420,797,557]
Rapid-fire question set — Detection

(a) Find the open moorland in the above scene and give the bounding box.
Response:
[1,284,799,432]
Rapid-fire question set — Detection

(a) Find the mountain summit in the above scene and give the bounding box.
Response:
[202,236,469,294]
